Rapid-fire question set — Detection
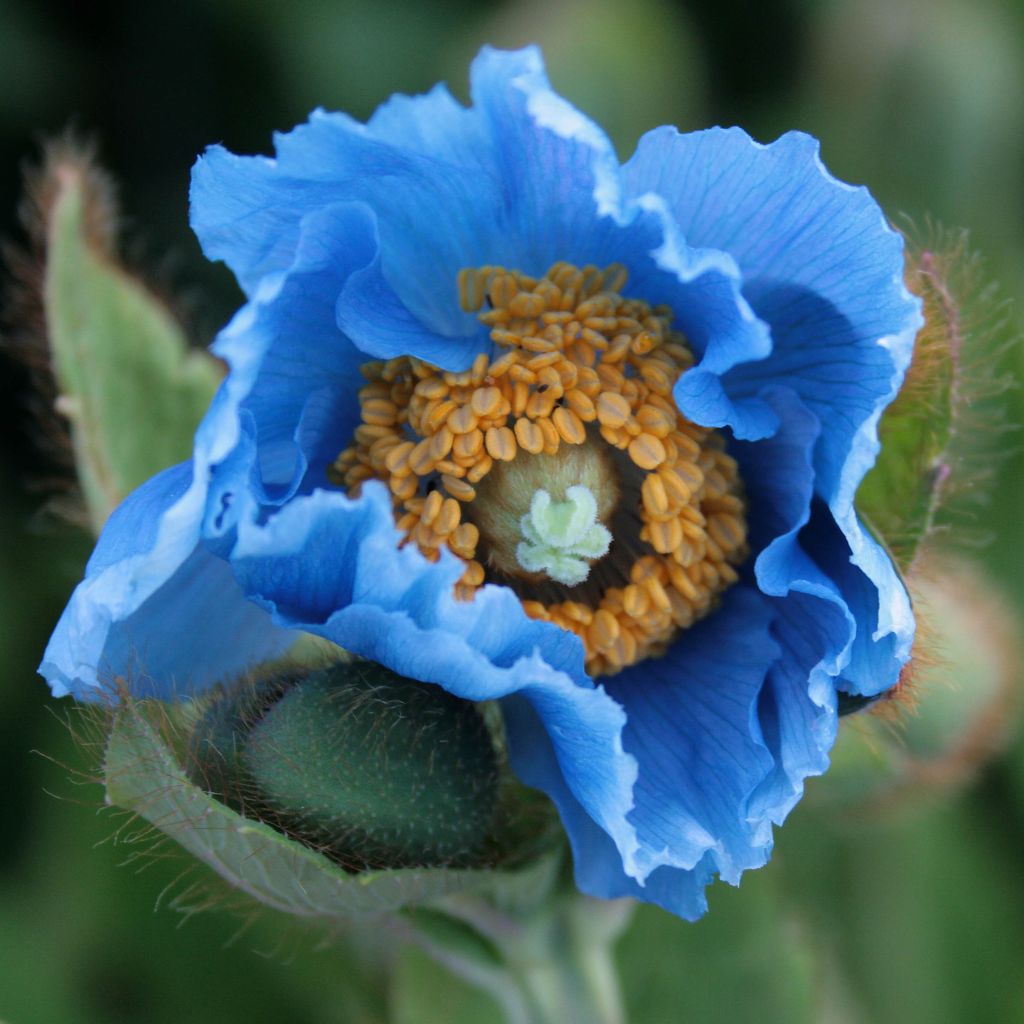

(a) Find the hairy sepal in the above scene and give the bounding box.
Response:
[41,146,221,532]
[105,697,561,922]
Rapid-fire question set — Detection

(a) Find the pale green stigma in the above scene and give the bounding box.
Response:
[515,485,612,587]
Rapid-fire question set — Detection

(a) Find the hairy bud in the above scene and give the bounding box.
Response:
[189,660,500,869]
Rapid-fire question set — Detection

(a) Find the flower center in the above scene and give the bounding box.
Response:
[330,262,749,676]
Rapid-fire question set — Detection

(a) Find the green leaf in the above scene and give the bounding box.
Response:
[43,154,221,532]
[104,701,557,922]
[857,247,957,571]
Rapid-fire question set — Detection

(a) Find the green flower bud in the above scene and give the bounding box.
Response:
[187,670,291,803]
[189,660,500,869]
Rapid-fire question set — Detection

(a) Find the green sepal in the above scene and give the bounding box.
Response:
[43,155,221,532]
[104,699,563,921]
[857,246,959,571]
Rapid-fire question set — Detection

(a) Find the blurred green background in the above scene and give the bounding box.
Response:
[1,1,1023,1021]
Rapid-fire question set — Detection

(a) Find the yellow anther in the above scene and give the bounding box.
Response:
[658,467,693,505]
[447,405,478,435]
[639,362,673,393]
[520,334,559,354]
[631,331,656,356]
[511,380,531,417]
[508,364,537,385]
[641,474,670,518]
[621,584,649,619]
[520,599,549,621]
[424,399,458,433]
[449,521,480,558]
[560,601,594,625]
[408,438,436,476]
[490,272,519,309]
[434,497,462,536]
[537,417,560,455]
[628,433,667,470]
[589,609,621,652]
[354,423,394,446]
[596,391,631,428]
[462,560,486,586]
[421,489,444,525]
[486,350,520,379]
[525,388,558,420]
[453,429,484,461]
[429,426,455,461]
[485,425,517,462]
[509,292,547,319]
[467,454,494,483]
[362,399,399,426]
[434,459,464,478]
[646,517,684,555]
[552,406,586,445]
[708,513,747,551]
[636,404,673,438]
[564,389,596,421]
[415,377,449,400]
[390,475,418,501]
[536,366,563,391]
[383,441,415,476]
[471,386,503,418]
[526,351,562,371]
[513,417,545,455]
[442,474,477,503]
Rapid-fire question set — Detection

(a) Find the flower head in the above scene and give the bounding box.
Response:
[40,46,922,919]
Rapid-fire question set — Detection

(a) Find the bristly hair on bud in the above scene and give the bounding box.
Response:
[903,223,1014,560]
[184,657,554,874]
[1,133,219,534]
[856,220,1020,721]
[0,134,117,524]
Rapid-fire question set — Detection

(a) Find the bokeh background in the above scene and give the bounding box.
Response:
[1,1,1023,1022]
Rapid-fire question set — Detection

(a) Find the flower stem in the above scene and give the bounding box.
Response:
[411,894,634,1024]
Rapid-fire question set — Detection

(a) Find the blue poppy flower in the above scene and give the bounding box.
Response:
[40,46,922,919]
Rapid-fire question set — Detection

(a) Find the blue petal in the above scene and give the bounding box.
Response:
[227,482,642,872]
[501,692,715,920]
[190,147,350,298]
[729,388,842,820]
[625,126,919,669]
[798,503,908,697]
[747,590,841,825]
[604,587,778,883]
[195,48,767,380]
[505,586,782,917]
[205,201,380,517]
[39,463,294,701]
[268,111,500,343]
[739,388,907,699]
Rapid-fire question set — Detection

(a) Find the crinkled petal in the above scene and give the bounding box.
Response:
[500,692,716,920]
[603,587,778,883]
[748,590,841,824]
[269,113,499,342]
[205,201,379,518]
[732,388,838,816]
[190,147,349,297]
[39,463,294,700]
[227,482,641,872]
[625,125,919,671]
